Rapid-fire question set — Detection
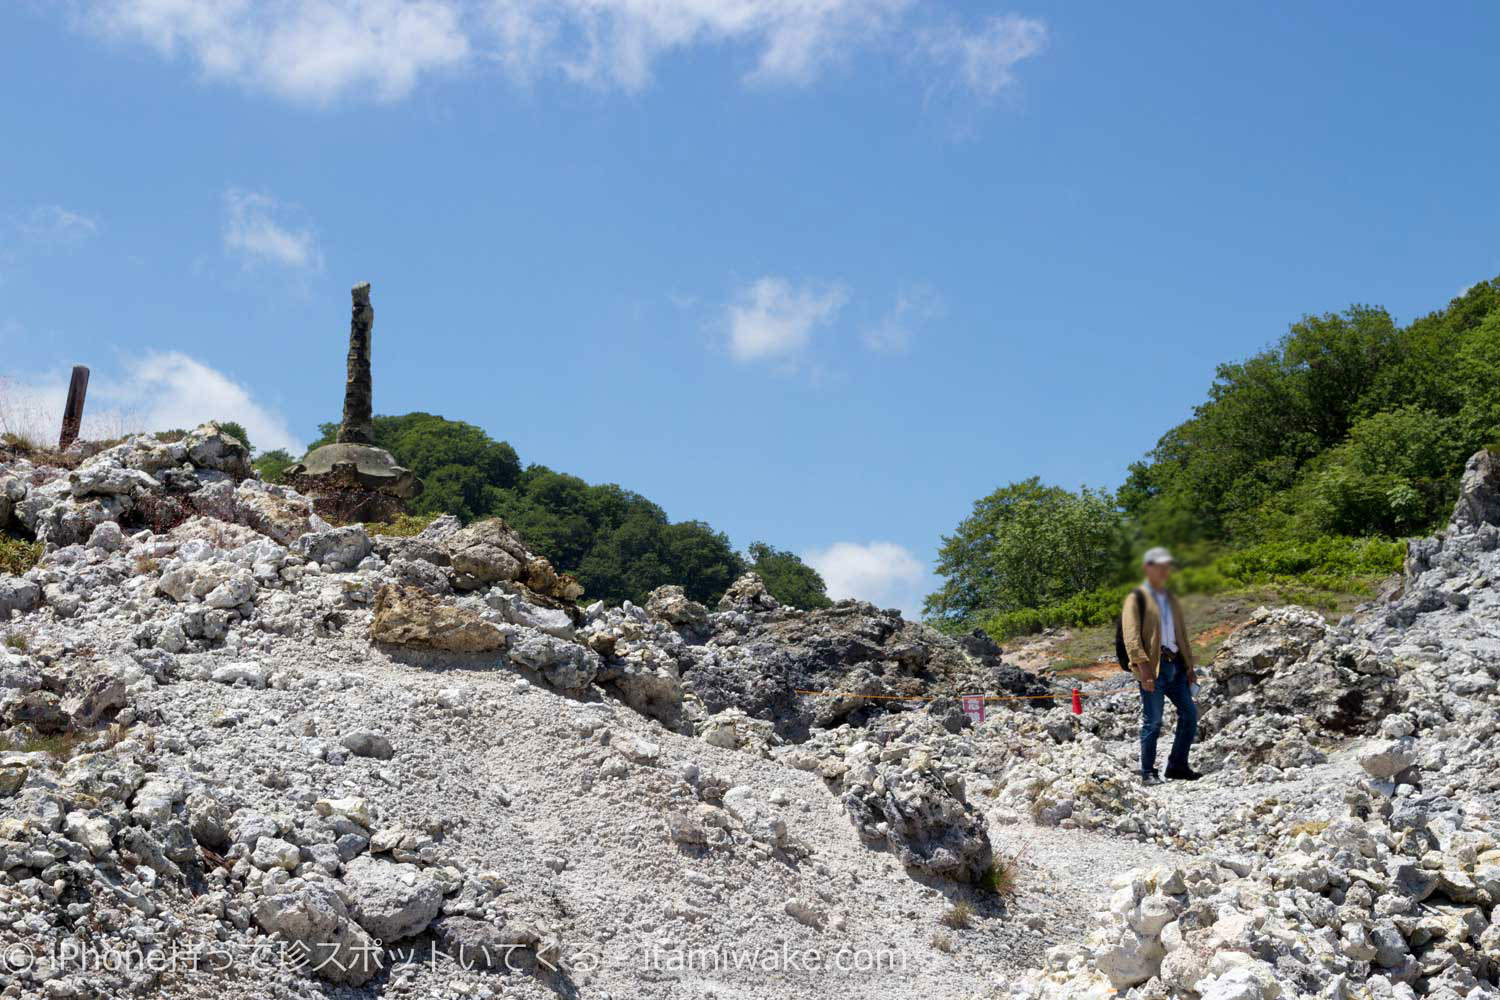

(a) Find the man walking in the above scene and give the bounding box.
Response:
[1121,547,1200,785]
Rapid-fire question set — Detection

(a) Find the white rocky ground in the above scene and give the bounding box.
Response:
[0,427,1497,1000]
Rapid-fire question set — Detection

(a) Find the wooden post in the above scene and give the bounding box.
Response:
[58,365,90,451]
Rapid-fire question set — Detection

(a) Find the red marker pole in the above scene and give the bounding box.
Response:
[1071,688,1083,715]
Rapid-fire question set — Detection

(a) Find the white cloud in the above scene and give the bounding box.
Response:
[0,352,302,453]
[86,0,471,105]
[17,205,100,247]
[726,276,848,364]
[223,189,323,272]
[803,540,927,616]
[862,283,944,354]
[919,13,1046,100]
[76,1,1044,105]
[1,205,100,270]
[484,0,916,91]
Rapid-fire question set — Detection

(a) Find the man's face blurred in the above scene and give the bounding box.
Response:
[1144,561,1172,589]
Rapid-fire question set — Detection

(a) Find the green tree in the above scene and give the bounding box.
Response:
[1286,407,1465,537]
[746,542,832,609]
[659,521,743,605]
[298,411,780,607]
[253,448,294,483]
[218,420,253,455]
[924,479,1127,626]
[1122,282,1500,547]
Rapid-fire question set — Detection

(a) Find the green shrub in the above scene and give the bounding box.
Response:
[979,858,1018,898]
[981,536,1403,640]
[217,421,252,454]
[363,512,439,538]
[746,542,832,609]
[940,901,975,929]
[1,432,37,454]
[0,536,42,576]
[253,448,295,484]
[983,582,1135,639]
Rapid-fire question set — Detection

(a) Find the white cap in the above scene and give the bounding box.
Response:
[1143,546,1175,566]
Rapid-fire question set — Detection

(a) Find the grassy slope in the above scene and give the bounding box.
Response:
[1019,576,1388,677]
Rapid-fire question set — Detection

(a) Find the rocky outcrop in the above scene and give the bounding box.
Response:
[370,584,507,653]
[717,571,780,613]
[341,855,446,942]
[252,884,382,986]
[683,597,1056,740]
[646,584,709,627]
[1449,447,1500,532]
[840,739,993,882]
[1199,604,1399,741]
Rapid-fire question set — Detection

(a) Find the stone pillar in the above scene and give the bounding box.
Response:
[58,365,90,451]
[338,282,374,445]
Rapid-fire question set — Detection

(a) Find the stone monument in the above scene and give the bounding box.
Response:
[284,283,422,522]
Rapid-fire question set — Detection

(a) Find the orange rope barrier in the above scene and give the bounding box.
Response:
[792,689,1105,701]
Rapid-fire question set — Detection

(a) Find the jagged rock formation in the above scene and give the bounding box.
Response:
[1015,455,1500,998]
[3,439,1500,1000]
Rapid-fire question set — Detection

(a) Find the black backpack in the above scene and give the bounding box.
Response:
[1114,589,1146,672]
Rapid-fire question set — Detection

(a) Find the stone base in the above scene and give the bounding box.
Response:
[284,465,410,525]
[286,444,422,500]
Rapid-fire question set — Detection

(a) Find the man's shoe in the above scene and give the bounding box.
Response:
[1141,770,1163,786]
[1164,766,1201,781]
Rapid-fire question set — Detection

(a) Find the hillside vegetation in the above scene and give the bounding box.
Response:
[290,413,830,609]
[929,276,1500,641]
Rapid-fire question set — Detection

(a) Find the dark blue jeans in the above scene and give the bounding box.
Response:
[1139,651,1197,776]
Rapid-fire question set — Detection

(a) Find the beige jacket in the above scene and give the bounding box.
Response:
[1121,583,1195,682]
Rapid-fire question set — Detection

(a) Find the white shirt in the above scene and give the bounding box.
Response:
[1150,586,1178,652]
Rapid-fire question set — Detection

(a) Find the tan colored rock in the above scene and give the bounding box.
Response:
[370,584,507,653]
[523,555,584,601]
[448,518,529,589]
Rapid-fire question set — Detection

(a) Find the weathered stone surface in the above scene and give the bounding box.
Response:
[1358,737,1417,779]
[369,584,507,653]
[340,730,394,760]
[291,525,372,570]
[509,633,600,690]
[485,590,575,639]
[69,464,159,498]
[182,422,255,480]
[646,584,708,627]
[447,519,529,589]
[841,746,992,882]
[61,671,127,727]
[0,762,26,797]
[717,572,780,613]
[252,884,381,986]
[430,916,541,971]
[341,855,445,943]
[232,481,327,544]
[1450,448,1500,531]
[684,599,1053,740]
[521,555,584,601]
[0,577,41,619]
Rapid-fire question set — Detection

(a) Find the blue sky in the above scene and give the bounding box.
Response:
[3,2,1498,613]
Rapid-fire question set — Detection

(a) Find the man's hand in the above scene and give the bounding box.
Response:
[1186,668,1197,687]
[1136,668,1155,692]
